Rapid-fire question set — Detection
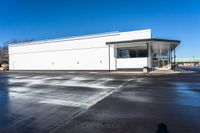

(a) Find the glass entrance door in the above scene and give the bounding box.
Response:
[152,59,170,69]
[159,59,169,68]
[152,44,171,70]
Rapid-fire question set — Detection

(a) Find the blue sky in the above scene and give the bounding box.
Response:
[0,0,199,58]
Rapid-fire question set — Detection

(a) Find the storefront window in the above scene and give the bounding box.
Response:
[117,48,147,58]
[138,49,148,57]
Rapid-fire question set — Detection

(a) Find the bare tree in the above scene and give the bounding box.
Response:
[3,39,34,45]
[0,39,34,65]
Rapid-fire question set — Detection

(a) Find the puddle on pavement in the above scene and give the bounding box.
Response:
[172,82,200,107]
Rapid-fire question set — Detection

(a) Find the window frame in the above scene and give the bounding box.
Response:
[117,48,148,58]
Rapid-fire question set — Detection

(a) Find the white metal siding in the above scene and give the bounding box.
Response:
[117,58,148,69]
[10,47,109,70]
[9,29,151,70]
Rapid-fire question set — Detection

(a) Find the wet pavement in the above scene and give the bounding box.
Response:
[0,72,200,133]
[53,73,200,133]
[0,72,132,133]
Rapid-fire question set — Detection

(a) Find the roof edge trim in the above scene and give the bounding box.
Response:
[106,38,181,45]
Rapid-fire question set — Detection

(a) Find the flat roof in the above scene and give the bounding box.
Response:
[9,29,151,47]
[106,38,181,45]
[9,31,120,47]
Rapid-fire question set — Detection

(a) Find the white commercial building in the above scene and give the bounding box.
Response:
[9,29,180,71]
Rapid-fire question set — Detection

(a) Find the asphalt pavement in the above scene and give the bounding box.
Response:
[0,71,200,133]
[53,73,200,133]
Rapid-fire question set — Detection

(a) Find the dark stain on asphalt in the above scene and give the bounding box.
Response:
[156,123,169,133]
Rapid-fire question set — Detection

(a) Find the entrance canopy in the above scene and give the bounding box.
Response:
[106,38,180,49]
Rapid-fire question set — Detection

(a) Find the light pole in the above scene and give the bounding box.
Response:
[192,56,195,67]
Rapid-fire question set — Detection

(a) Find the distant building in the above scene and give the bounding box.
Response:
[176,58,200,67]
[8,29,180,71]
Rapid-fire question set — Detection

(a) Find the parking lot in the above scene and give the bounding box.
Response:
[0,71,200,133]
[0,72,134,133]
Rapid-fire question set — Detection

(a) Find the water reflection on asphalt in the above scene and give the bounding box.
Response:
[173,82,200,107]
[0,73,131,132]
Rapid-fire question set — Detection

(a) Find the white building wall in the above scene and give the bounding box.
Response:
[9,47,109,70]
[117,58,148,69]
[9,29,151,70]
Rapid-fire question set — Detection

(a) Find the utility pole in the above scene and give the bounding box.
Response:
[192,56,195,67]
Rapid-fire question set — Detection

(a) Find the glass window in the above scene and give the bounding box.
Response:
[138,49,148,57]
[129,50,137,58]
[117,48,147,58]
[117,49,129,58]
